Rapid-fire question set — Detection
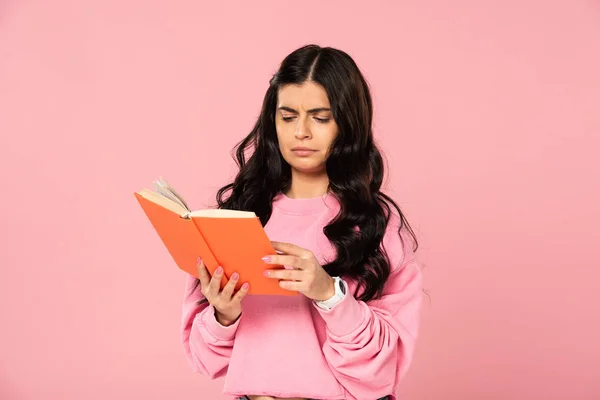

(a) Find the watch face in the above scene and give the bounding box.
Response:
[338,279,346,294]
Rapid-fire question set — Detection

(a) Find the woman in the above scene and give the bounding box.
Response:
[181,44,423,400]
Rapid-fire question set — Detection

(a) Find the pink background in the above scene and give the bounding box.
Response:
[1,1,599,399]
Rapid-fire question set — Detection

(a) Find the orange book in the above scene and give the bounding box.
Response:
[134,178,296,296]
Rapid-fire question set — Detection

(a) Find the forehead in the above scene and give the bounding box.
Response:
[277,82,331,109]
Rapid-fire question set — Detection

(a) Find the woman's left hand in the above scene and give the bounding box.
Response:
[262,241,336,301]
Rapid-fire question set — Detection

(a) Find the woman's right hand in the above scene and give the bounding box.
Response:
[197,258,249,326]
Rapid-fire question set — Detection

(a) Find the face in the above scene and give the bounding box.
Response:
[275,81,339,174]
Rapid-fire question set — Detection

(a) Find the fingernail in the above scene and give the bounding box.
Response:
[197,257,201,264]
[262,256,271,262]
[242,283,249,290]
[215,266,223,274]
[231,272,239,281]
[263,270,270,277]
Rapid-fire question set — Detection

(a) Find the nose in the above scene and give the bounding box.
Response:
[294,117,312,140]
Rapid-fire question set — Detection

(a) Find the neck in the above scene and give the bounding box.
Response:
[285,170,330,199]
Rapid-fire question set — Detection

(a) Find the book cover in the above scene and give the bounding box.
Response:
[134,192,295,296]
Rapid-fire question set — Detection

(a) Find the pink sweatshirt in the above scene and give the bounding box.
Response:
[181,193,423,400]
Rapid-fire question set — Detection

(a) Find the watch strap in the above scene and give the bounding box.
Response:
[315,276,346,311]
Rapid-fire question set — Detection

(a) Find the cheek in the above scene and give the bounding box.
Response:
[318,125,338,148]
[274,123,284,144]
[275,121,293,142]
[275,127,292,155]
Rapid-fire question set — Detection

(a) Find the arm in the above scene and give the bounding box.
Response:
[180,273,241,379]
[315,226,423,400]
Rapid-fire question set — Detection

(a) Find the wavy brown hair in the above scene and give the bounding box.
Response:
[193,44,418,303]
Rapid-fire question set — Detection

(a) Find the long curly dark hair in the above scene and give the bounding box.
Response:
[193,44,418,303]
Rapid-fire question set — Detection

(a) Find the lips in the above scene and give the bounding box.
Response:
[291,147,316,151]
[291,147,317,157]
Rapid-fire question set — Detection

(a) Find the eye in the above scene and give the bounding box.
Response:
[281,116,295,122]
[315,117,330,123]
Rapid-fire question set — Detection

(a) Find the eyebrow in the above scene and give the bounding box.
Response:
[277,106,331,114]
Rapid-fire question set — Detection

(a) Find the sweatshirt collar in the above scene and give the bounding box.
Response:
[272,191,338,215]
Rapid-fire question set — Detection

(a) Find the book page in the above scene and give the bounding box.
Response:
[189,209,256,218]
[143,177,256,219]
[153,177,190,212]
[137,189,188,215]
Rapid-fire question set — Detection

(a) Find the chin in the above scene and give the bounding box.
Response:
[293,167,321,174]
[284,159,325,174]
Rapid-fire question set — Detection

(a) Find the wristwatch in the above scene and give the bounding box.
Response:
[315,276,347,311]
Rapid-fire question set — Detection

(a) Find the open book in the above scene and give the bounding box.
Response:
[134,177,295,296]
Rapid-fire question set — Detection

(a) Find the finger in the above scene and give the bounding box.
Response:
[196,258,211,289]
[208,266,224,298]
[220,272,239,301]
[264,269,304,281]
[231,282,250,303]
[270,241,312,259]
[262,254,306,269]
[278,280,302,292]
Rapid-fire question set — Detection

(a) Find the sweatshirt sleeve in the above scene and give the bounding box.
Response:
[314,219,423,400]
[180,273,241,379]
